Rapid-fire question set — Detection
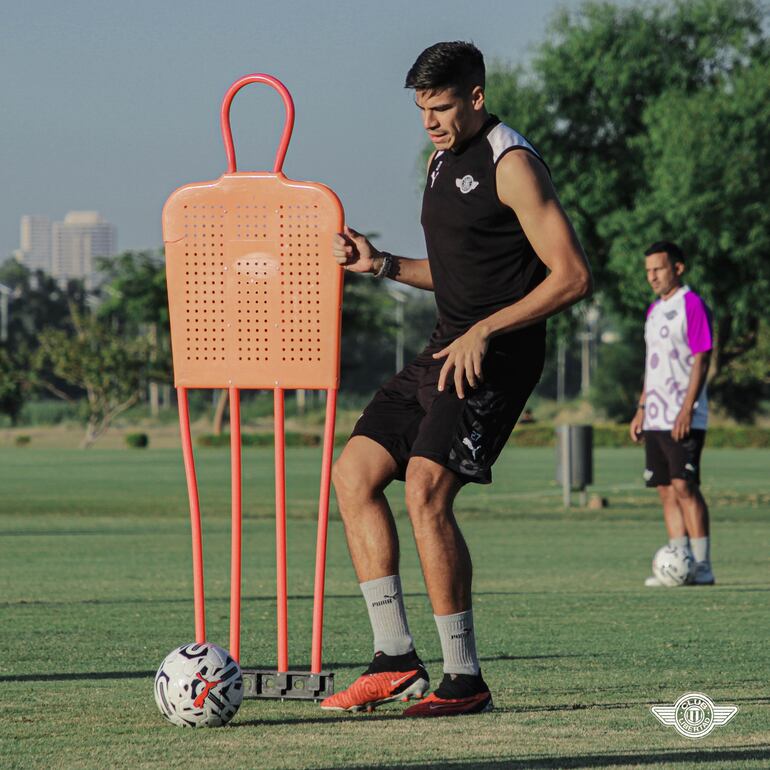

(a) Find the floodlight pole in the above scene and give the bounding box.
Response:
[0,283,11,343]
[580,306,601,397]
[560,425,571,508]
[579,332,591,396]
[556,338,566,403]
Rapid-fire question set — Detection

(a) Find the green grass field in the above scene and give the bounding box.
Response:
[1,445,768,769]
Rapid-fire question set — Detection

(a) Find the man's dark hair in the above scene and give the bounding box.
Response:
[644,240,685,266]
[404,41,485,94]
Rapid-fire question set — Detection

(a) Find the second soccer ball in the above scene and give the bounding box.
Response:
[652,545,695,587]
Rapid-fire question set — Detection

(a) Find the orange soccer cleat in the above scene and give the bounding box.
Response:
[320,651,429,712]
[403,673,493,717]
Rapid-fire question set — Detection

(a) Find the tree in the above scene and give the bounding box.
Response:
[589,316,645,421]
[0,259,86,341]
[34,304,149,447]
[338,272,399,393]
[606,58,770,419]
[97,251,172,413]
[0,258,87,422]
[485,0,769,419]
[0,347,26,425]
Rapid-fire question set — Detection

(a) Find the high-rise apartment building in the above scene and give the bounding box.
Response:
[15,211,118,287]
[51,211,117,288]
[15,215,52,272]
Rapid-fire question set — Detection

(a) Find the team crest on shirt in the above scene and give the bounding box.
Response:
[456,175,479,194]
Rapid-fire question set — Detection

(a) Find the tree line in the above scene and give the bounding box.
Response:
[0,253,435,445]
[486,0,770,420]
[1,0,767,443]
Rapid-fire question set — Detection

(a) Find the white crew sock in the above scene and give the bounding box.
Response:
[690,536,710,564]
[360,575,414,656]
[434,609,480,676]
[669,535,689,549]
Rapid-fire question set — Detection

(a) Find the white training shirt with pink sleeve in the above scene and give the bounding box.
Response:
[643,285,713,431]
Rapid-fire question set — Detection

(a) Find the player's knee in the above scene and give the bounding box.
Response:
[404,467,444,522]
[331,454,378,508]
[404,480,432,516]
[671,478,696,499]
[331,456,360,504]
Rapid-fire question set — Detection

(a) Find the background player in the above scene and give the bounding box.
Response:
[629,241,715,586]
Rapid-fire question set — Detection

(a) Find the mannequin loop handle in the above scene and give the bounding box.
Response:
[220,74,295,173]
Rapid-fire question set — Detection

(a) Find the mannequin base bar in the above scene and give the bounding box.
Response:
[241,669,334,700]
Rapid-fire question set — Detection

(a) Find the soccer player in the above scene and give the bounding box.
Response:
[322,42,591,717]
[629,241,715,586]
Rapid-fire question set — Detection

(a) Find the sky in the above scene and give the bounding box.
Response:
[0,0,581,262]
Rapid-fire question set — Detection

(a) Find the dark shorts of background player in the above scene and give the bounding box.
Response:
[350,344,544,485]
[644,429,706,487]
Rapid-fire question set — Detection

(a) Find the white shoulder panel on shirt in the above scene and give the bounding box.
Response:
[487,123,539,164]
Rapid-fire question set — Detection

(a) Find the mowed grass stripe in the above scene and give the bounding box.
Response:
[1,446,769,519]
[0,447,768,768]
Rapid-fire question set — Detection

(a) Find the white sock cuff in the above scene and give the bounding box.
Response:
[434,609,480,676]
[360,575,414,656]
[690,536,710,564]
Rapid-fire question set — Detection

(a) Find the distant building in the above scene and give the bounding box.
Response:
[14,211,117,288]
[14,215,52,272]
[51,211,117,289]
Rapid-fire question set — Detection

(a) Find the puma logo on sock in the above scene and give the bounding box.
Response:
[371,592,399,607]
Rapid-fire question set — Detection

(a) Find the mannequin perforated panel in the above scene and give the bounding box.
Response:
[163,174,344,389]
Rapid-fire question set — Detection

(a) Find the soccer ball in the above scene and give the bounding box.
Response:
[154,642,243,727]
[652,545,695,587]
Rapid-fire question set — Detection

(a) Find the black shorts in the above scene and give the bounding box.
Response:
[643,429,706,487]
[350,346,543,485]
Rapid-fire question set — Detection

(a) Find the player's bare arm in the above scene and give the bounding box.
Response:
[630,385,646,443]
[333,226,434,290]
[672,350,710,441]
[434,150,592,397]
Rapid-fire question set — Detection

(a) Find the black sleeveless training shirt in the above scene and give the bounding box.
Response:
[421,115,547,356]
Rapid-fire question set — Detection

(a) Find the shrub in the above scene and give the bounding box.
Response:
[196,432,321,448]
[507,424,770,449]
[14,435,31,447]
[125,432,149,449]
[195,425,770,450]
